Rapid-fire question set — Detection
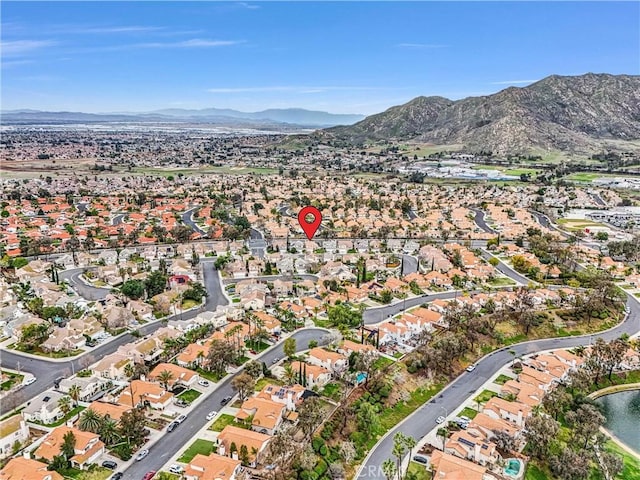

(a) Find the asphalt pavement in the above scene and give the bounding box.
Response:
[123,327,329,479]
[181,207,207,235]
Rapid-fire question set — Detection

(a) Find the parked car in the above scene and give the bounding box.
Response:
[167,422,178,432]
[436,416,445,424]
[142,471,156,480]
[198,379,210,387]
[168,465,184,474]
[24,377,37,386]
[413,455,428,465]
[176,414,187,424]
[206,411,217,421]
[271,357,279,364]
[136,449,149,461]
[466,365,476,372]
[220,396,231,405]
[111,474,123,480]
[102,460,117,469]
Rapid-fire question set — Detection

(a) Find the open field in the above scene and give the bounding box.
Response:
[556,218,606,231]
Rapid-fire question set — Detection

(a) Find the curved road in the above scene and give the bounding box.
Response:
[182,207,207,236]
[0,262,228,414]
[470,208,497,234]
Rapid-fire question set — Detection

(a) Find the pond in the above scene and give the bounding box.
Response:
[595,389,640,453]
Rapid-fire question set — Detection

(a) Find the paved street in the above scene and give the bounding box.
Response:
[0,262,227,414]
[181,206,207,235]
[470,207,496,234]
[123,327,329,479]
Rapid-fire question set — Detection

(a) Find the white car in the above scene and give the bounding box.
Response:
[24,377,37,386]
[198,379,210,387]
[176,414,187,424]
[436,416,446,424]
[466,365,476,372]
[206,411,217,421]
[168,465,183,474]
[135,449,149,461]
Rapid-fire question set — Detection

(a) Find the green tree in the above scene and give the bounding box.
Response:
[144,270,167,298]
[120,279,146,300]
[231,372,255,402]
[79,408,104,433]
[61,431,76,460]
[118,408,147,447]
[244,360,263,379]
[283,338,296,359]
[157,370,174,390]
[58,396,72,418]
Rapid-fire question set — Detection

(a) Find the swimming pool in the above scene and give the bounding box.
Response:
[356,372,367,384]
[504,458,524,478]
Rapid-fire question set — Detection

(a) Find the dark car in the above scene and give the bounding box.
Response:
[111,474,123,480]
[142,471,156,480]
[102,460,117,469]
[220,396,231,405]
[167,421,178,432]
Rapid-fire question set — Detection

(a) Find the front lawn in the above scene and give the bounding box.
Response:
[208,414,237,432]
[254,377,282,391]
[245,340,270,352]
[177,389,202,403]
[57,465,112,480]
[406,461,430,480]
[458,407,479,420]
[474,389,498,405]
[1,371,24,391]
[196,369,224,382]
[177,439,216,463]
[493,374,513,385]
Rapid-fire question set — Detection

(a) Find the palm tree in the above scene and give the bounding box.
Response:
[79,409,104,433]
[124,362,135,379]
[99,418,120,446]
[58,396,72,418]
[283,364,297,385]
[437,427,449,451]
[68,384,82,408]
[157,370,174,390]
[402,435,417,479]
[382,459,397,480]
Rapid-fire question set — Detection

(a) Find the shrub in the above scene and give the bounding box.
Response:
[312,437,325,453]
[314,459,328,476]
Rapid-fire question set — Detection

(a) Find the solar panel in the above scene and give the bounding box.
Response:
[481,444,489,450]
[459,438,476,448]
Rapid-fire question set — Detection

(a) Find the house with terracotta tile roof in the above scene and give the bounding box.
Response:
[517,366,555,392]
[85,401,131,423]
[149,363,199,389]
[34,426,104,470]
[216,426,270,468]
[116,380,173,410]
[176,343,210,368]
[184,453,242,480]
[483,397,531,428]
[235,397,285,435]
[255,384,305,411]
[307,347,347,372]
[0,457,63,480]
[429,450,487,480]
[470,412,521,440]
[338,339,376,356]
[445,428,501,467]
[289,361,331,388]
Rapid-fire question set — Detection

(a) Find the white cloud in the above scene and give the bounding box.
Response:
[68,25,163,34]
[1,59,34,68]
[136,39,242,48]
[1,40,58,56]
[236,2,260,10]
[397,43,448,49]
[490,79,537,85]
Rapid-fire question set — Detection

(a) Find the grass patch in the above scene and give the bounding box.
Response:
[245,340,270,352]
[208,414,237,432]
[525,462,550,480]
[177,439,216,463]
[474,389,498,404]
[605,440,640,479]
[379,383,443,432]
[488,276,516,287]
[406,461,430,480]
[372,356,394,370]
[11,344,84,358]
[565,172,600,182]
[1,371,24,391]
[56,466,112,480]
[494,374,513,385]
[177,389,202,403]
[196,369,224,383]
[254,377,282,391]
[181,299,198,310]
[458,407,479,420]
[321,382,342,400]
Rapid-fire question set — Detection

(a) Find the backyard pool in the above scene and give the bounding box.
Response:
[356,372,368,384]
[504,458,524,478]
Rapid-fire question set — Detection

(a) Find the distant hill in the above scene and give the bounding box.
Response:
[152,107,364,126]
[326,73,640,154]
[1,107,364,128]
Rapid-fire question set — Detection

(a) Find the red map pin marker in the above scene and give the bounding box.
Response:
[298,206,322,240]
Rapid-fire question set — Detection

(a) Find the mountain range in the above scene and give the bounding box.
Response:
[325,73,640,154]
[1,108,365,128]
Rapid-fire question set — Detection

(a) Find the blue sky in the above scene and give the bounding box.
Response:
[2,1,639,114]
